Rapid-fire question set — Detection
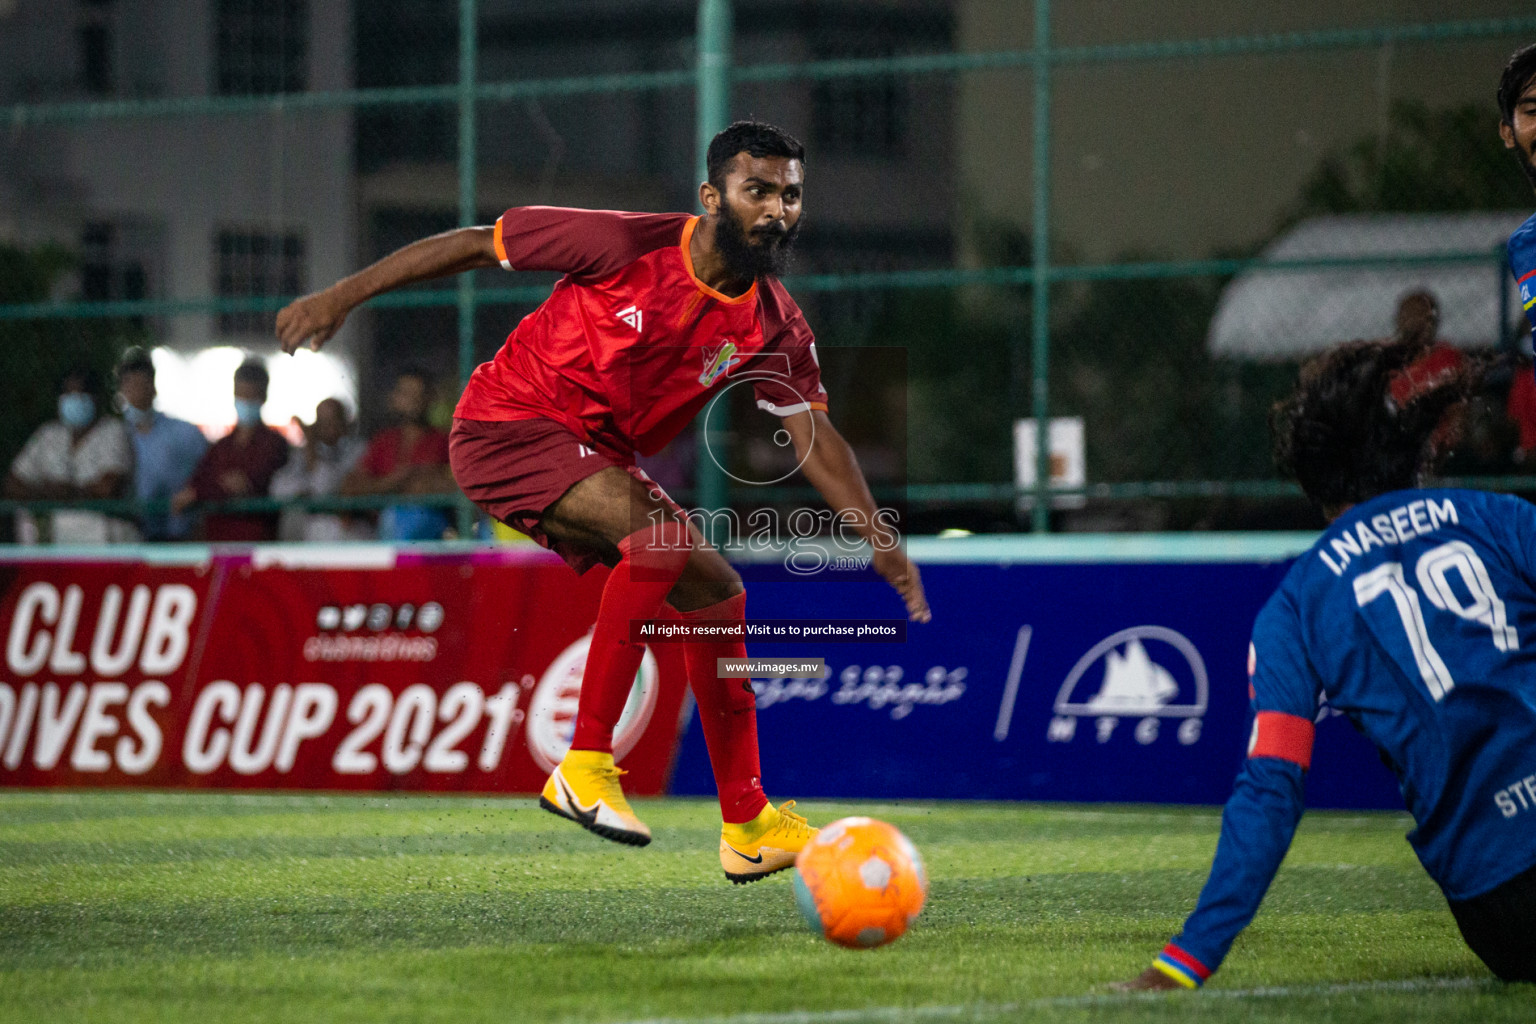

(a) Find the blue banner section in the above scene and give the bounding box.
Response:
[670,558,1404,810]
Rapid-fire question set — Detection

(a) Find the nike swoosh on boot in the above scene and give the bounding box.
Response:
[560,777,599,828]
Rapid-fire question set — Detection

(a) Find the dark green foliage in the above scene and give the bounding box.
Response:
[0,244,73,305]
[817,287,1019,486]
[1051,275,1297,485]
[0,244,142,467]
[1292,101,1532,218]
[1029,100,1523,513]
[888,291,1016,485]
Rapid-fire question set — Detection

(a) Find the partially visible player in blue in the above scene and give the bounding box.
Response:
[1120,336,1536,991]
[1501,45,1536,341]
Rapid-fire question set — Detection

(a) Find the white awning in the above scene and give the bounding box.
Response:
[1207,212,1530,360]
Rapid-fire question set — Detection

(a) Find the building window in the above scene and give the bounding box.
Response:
[812,40,909,159]
[81,219,161,330]
[215,230,305,336]
[216,0,307,95]
[77,0,115,96]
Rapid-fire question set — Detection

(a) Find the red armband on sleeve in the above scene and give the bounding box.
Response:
[1246,710,1314,770]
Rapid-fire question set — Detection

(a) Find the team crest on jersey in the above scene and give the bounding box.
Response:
[615,304,643,332]
[699,341,741,386]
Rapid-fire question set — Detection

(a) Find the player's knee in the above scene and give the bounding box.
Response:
[691,554,743,598]
[668,568,743,613]
[702,577,746,606]
[621,520,693,580]
[672,580,744,613]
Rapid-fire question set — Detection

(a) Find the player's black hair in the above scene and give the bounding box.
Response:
[233,359,270,395]
[1498,43,1536,125]
[706,120,805,190]
[116,345,155,383]
[58,364,105,396]
[1270,338,1481,515]
[396,364,433,387]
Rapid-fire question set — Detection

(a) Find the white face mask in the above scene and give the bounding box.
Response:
[235,399,263,427]
[59,393,96,429]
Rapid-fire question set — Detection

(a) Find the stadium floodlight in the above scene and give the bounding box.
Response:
[149,345,358,442]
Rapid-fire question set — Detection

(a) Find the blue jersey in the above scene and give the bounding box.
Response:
[1155,489,1536,988]
[1512,211,1536,336]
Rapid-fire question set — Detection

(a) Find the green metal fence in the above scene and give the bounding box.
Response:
[3,0,1535,541]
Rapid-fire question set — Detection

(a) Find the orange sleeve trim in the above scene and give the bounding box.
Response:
[492,213,511,270]
[1247,711,1314,770]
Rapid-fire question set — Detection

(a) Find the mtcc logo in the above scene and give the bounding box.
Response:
[1047,626,1207,746]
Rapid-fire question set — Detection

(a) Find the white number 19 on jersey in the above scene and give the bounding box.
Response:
[1352,541,1519,701]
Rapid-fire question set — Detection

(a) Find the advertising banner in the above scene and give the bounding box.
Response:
[672,552,1404,810]
[0,549,688,795]
[2,539,1405,809]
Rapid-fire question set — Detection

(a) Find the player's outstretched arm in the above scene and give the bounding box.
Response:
[276,226,500,354]
[783,410,930,623]
[1113,756,1307,991]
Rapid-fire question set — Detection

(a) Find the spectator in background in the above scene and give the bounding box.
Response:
[1386,290,1536,472]
[116,347,207,541]
[270,397,370,541]
[4,366,135,543]
[1507,341,1536,465]
[342,367,456,540]
[173,359,289,541]
[1396,289,1441,345]
[1388,290,1463,405]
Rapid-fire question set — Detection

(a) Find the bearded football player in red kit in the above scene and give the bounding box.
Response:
[276,121,929,882]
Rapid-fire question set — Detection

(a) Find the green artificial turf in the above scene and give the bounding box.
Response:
[1,792,1532,1023]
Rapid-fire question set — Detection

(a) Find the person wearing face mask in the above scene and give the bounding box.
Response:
[270,396,369,541]
[340,367,456,540]
[115,347,208,541]
[173,359,290,541]
[4,366,135,544]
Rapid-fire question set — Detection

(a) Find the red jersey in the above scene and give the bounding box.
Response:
[189,425,290,542]
[1508,362,1536,453]
[359,426,450,477]
[453,207,828,456]
[1389,343,1464,405]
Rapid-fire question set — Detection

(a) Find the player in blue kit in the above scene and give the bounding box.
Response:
[1120,336,1536,990]
[1501,45,1536,340]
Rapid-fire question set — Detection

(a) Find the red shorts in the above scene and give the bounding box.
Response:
[449,417,682,574]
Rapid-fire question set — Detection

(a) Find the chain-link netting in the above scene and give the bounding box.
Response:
[2,0,1535,542]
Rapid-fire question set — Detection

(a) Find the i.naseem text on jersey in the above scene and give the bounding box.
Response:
[1317,496,1458,576]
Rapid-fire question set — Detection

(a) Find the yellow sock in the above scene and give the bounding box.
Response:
[721,802,778,844]
[562,749,615,771]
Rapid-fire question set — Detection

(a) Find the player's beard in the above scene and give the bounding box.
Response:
[715,200,800,280]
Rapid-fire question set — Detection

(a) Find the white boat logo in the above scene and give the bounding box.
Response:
[1083,638,1179,714]
[1048,626,1208,747]
[1054,627,1207,718]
